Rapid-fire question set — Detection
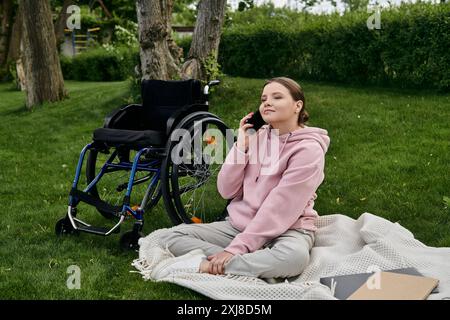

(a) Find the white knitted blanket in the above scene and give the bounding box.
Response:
[132,212,450,300]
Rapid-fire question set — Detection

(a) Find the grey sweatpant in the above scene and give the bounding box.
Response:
[159,218,315,279]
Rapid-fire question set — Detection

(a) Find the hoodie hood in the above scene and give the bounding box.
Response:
[255,125,330,182]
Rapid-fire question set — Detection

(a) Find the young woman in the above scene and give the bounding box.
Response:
[151,77,330,281]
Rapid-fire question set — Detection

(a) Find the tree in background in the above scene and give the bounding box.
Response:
[136,0,182,80]
[136,0,227,82]
[180,0,227,81]
[341,0,370,12]
[19,0,66,108]
[54,0,75,47]
[172,0,197,26]
[3,0,228,86]
[0,0,14,69]
[103,0,136,21]
[238,0,254,11]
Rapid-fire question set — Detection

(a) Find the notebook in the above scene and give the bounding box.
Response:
[320,267,439,300]
[347,271,439,300]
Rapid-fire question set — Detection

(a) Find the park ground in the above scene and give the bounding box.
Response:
[0,76,448,299]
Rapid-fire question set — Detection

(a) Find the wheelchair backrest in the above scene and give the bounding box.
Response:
[141,79,205,132]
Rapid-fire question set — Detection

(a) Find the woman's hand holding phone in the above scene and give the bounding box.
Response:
[237,112,255,153]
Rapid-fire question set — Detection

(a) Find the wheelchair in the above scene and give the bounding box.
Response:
[55,79,233,249]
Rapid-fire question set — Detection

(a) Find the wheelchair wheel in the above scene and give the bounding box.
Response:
[86,147,162,219]
[120,230,144,250]
[55,217,78,236]
[161,117,232,225]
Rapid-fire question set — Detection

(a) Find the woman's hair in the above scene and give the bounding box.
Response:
[262,77,309,126]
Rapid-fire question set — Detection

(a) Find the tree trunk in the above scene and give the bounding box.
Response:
[136,0,182,80]
[54,0,74,49]
[180,0,226,81]
[16,57,26,91]
[7,1,22,62]
[0,0,14,67]
[6,3,23,90]
[19,0,66,109]
[96,0,112,19]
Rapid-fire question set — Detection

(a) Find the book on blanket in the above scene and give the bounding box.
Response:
[320,267,439,300]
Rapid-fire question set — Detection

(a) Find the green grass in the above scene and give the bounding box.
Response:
[0,77,449,299]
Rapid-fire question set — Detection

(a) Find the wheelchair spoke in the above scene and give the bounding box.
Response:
[193,166,220,221]
[176,163,222,221]
[177,163,216,193]
[164,118,232,224]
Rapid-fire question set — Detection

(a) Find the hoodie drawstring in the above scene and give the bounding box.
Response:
[255,128,292,182]
[280,132,292,154]
[255,127,269,182]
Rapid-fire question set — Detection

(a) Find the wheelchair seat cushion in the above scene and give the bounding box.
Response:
[93,128,166,149]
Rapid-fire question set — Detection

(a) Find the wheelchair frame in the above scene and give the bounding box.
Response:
[56,79,232,249]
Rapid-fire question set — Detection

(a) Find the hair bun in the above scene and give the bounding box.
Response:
[300,109,309,123]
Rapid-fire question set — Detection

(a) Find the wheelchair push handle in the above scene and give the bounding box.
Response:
[204,80,220,95]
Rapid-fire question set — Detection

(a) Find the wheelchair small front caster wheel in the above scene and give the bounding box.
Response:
[55,217,78,236]
[120,231,144,250]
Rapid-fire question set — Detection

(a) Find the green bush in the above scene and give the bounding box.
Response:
[219,3,450,91]
[60,46,139,81]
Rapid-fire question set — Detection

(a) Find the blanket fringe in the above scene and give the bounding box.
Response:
[130,244,175,281]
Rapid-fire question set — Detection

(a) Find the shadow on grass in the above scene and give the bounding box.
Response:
[0,103,29,117]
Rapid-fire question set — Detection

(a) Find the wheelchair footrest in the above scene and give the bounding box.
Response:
[76,224,121,236]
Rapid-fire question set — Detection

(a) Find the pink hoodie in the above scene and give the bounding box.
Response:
[217,124,330,255]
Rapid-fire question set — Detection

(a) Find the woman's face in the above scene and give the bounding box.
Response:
[259,82,302,126]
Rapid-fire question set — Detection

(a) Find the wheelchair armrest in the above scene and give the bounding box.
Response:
[166,104,209,136]
[103,104,144,130]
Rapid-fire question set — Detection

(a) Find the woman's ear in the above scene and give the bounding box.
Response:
[296,101,303,113]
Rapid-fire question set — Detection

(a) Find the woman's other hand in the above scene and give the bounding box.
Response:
[207,251,234,275]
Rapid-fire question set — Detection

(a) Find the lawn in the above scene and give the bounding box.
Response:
[0,77,448,299]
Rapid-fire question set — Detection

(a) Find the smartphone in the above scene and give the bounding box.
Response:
[245,109,266,132]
